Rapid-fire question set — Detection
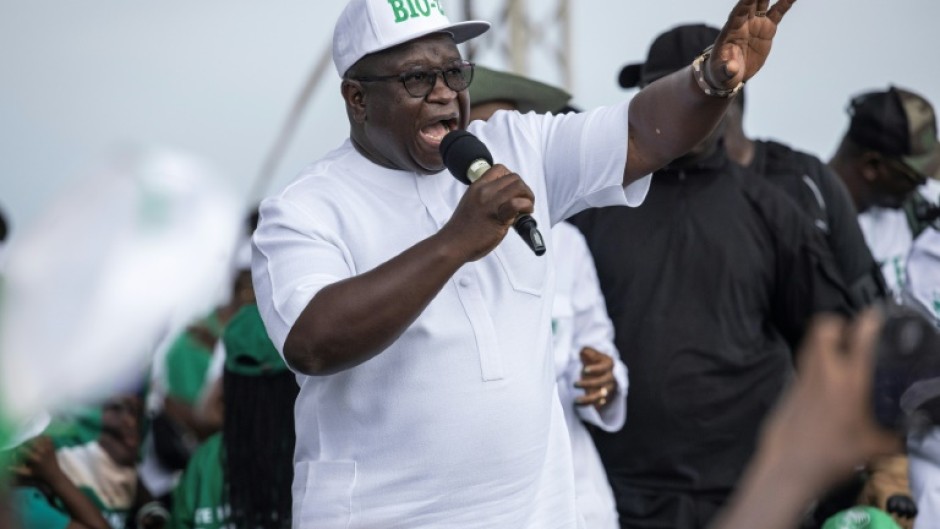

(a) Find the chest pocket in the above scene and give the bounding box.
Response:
[493,231,548,296]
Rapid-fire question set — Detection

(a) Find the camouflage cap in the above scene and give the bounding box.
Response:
[929,138,940,180]
[223,304,287,377]
[848,86,940,178]
[469,66,572,114]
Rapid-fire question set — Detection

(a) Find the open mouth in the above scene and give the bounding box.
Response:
[419,117,459,147]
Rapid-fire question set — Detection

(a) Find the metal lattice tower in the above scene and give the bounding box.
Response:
[460,0,572,91]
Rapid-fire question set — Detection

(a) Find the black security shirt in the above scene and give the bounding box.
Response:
[568,150,851,495]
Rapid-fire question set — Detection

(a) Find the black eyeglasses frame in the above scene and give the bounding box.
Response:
[350,61,475,98]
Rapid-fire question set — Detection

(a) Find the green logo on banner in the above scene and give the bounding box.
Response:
[388,0,445,23]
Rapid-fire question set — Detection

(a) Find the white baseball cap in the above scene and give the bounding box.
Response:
[332,0,490,78]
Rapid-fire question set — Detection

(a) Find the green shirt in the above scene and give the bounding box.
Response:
[165,312,223,405]
[171,433,230,529]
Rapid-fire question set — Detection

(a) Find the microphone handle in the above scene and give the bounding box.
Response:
[466,159,546,256]
[514,215,546,256]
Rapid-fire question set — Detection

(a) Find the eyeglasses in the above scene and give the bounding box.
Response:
[351,61,475,98]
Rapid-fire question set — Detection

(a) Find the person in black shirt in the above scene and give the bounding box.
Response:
[570,24,853,529]
[723,89,887,308]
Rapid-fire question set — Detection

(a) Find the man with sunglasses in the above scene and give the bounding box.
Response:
[252,0,799,526]
[829,86,940,299]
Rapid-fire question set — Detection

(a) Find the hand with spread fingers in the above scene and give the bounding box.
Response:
[575,347,618,410]
[706,0,797,91]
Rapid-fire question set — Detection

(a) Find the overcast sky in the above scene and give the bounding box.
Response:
[2,0,938,233]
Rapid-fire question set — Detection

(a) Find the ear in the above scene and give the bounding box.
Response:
[341,79,368,124]
[858,151,882,183]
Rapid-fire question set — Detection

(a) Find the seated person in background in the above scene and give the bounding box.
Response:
[7,392,144,529]
[170,304,298,529]
[6,435,110,529]
[468,65,628,529]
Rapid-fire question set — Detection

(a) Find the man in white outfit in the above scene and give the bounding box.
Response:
[251,0,799,526]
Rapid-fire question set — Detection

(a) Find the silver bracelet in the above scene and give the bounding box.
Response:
[691,45,744,98]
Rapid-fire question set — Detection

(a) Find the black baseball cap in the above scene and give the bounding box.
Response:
[847,86,940,178]
[619,24,720,89]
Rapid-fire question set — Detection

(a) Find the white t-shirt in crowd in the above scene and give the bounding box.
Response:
[551,222,626,529]
[252,102,649,528]
[903,225,940,324]
[858,180,940,300]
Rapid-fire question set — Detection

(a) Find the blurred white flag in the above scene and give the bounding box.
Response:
[0,146,241,425]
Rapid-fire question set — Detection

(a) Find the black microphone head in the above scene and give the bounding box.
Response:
[440,130,493,185]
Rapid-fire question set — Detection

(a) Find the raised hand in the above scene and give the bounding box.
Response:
[707,0,797,90]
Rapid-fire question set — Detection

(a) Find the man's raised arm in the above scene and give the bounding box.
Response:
[625,0,796,183]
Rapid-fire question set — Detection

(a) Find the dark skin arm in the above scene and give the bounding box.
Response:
[283,164,533,375]
[11,436,111,529]
[625,0,796,183]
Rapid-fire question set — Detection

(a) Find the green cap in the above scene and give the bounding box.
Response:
[822,506,902,529]
[222,304,286,376]
[469,66,572,114]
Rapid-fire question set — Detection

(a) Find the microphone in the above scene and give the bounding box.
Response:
[439,130,546,256]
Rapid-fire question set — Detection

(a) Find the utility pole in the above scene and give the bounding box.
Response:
[460,0,572,90]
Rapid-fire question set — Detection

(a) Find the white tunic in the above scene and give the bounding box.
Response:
[903,227,940,324]
[859,180,940,300]
[551,222,626,529]
[252,103,649,528]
